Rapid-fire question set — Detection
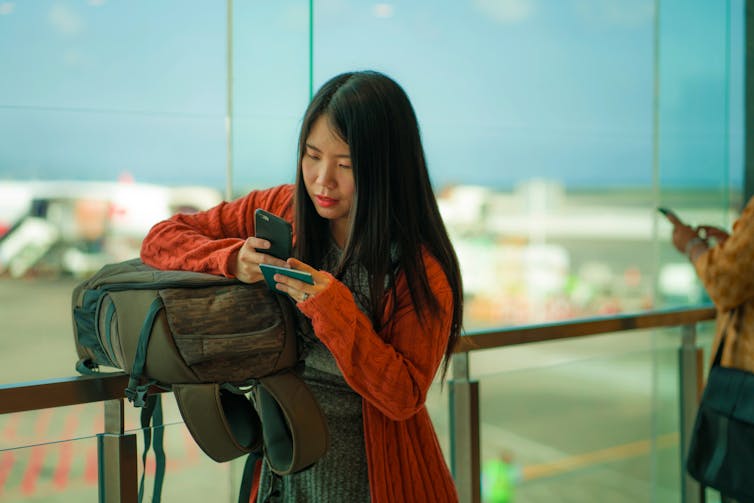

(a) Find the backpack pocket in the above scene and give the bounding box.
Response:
[73,289,118,368]
[160,284,297,383]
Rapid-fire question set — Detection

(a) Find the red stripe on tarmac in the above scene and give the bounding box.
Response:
[0,451,15,496]
[20,409,54,495]
[2,413,21,440]
[53,411,80,490]
[184,428,199,463]
[84,412,104,485]
[84,446,98,485]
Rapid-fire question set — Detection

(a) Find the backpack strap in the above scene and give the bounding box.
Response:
[173,372,329,475]
[256,371,329,475]
[125,297,163,407]
[173,383,263,462]
[137,394,166,503]
[237,451,262,503]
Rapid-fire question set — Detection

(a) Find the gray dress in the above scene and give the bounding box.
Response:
[256,243,371,502]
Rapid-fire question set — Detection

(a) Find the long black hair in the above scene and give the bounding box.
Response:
[294,71,463,381]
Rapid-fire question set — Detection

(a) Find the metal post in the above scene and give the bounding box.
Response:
[449,352,481,503]
[678,324,705,503]
[225,0,234,201]
[99,398,138,503]
[744,0,753,203]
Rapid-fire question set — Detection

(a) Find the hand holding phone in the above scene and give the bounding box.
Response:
[254,209,292,260]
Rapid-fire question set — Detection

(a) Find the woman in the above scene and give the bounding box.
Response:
[141,70,463,502]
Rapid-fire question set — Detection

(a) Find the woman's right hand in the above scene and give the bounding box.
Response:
[230,236,289,283]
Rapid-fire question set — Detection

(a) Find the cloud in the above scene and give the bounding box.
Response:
[48,4,84,35]
[0,2,14,16]
[473,0,535,24]
[372,3,394,19]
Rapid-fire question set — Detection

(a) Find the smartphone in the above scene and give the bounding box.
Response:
[254,209,292,260]
[259,263,314,292]
[657,206,682,223]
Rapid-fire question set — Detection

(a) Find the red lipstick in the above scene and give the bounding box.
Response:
[316,195,337,208]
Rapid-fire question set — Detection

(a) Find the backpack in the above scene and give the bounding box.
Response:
[71,258,328,502]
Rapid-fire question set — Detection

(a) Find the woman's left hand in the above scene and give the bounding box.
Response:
[696,225,729,245]
[273,257,330,303]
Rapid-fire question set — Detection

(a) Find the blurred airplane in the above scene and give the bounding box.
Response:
[0,178,224,278]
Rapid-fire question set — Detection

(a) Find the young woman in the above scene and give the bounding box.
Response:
[141,70,463,502]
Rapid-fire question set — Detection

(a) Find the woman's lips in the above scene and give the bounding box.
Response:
[316,195,338,208]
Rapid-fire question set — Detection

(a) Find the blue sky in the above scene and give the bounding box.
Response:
[0,0,744,192]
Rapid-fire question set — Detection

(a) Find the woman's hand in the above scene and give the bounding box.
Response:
[697,225,729,245]
[272,257,330,304]
[230,236,288,283]
[671,222,700,255]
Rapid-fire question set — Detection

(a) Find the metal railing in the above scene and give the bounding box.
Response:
[0,305,716,503]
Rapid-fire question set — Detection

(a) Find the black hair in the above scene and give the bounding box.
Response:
[294,70,463,381]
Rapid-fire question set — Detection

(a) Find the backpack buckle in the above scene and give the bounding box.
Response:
[125,383,151,407]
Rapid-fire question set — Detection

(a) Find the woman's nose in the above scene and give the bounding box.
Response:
[316,163,336,187]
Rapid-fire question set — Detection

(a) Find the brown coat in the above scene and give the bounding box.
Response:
[693,196,754,371]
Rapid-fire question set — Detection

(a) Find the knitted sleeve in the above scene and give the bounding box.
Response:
[298,253,453,421]
[694,196,754,311]
[140,184,294,277]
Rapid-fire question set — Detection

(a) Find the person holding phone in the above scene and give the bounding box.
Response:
[662,197,754,374]
[140,71,463,502]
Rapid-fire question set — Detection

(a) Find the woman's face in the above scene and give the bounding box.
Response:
[302,114,355,247]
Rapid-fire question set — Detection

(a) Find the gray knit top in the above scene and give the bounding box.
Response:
[256,243,371,502]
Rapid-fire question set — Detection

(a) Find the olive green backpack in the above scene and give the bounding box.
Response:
[71,258,328,502]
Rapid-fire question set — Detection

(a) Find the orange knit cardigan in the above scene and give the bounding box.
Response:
[140,184,459,502]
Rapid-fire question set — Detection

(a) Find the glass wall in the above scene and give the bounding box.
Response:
[0,1,745,501]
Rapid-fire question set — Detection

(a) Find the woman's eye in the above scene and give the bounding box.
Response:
[338,164,352,169]
[307,152,320,160]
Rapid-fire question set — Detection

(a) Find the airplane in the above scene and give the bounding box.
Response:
[0,178,224,278]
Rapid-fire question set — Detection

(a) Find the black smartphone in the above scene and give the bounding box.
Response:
[254,209,292,260]
[657,206,682,223]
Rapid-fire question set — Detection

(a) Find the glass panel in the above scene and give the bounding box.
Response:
[427,379,451,464]
[0,1,226,186]
[0,436,99,501]
[437,319,718,501]
[447,325,713,502]
[0,395,240,501]
[310,1,657,329]
[656,0,745,309]
[0,404,103,451]
[304,1,743,327]
[653,2,742,501]
[133,421,235,502]
[0,275,83,383]
[231,0,310,193]
[0,1,228,380]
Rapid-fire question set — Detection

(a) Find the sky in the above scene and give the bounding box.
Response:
[0,0,745,192]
